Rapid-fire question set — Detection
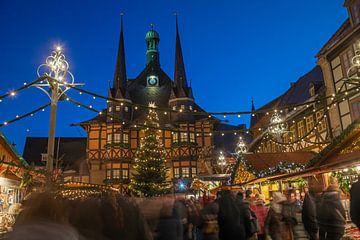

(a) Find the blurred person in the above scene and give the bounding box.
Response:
[6,192,80,240]
[264,191,293,240]
[199,200,219,240]
[350,175,360,229]
[302,177,321,240]
[284,191,307,240]
[236,191,257,240]
[317,178,346,240]
[218,190,245,240]
[174,196,190,240]
[157,200,183,240]
[250,194,268,240]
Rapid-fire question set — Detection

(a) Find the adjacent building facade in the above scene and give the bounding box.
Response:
[249,66,330,154]
[317,0,360,137]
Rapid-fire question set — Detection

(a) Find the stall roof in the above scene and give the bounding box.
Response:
[196,174,230,181]
[231,151,315,185]
[268,121,360,181]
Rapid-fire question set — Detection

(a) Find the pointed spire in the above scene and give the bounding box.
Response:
[174,14,189,98]
[250,99,257,128]
[113,13,127,98]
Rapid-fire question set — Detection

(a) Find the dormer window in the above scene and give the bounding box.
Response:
[41,153,48,162]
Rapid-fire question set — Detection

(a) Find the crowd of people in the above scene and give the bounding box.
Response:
[2,176,360,240]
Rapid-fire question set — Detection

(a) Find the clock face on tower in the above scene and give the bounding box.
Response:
[147,75,158,86]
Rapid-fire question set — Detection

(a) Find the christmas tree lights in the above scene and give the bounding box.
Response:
[129,104,170,197]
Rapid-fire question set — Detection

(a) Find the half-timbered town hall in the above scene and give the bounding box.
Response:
[79,18,245,186]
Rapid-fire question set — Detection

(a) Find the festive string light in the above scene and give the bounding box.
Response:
[268,111,287,137]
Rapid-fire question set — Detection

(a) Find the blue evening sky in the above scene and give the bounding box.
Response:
[0,0,347,153]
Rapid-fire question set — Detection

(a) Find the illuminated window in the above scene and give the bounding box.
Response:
[189,133,195,143]
[41,153,48,162]
[306,115,314,132]
[174,168,180,178]
[113,169,120,179]
[290,124,297,140]
[189,105,193,111]
[191,167,197,177]
[123,133,129,144]
[172,133,179,143]
[181,105,185,110]
[106,170,111,179]
[124,106,129,112]
[316,110,327,132]
[182,168,190,178]
[180,132,187,142]
[115,106,121,111]
[107,134,112,143]
[114,133,121,143]
[122,169,129,179]
[108,107,112,113]
[297,121,305,138]
[172,106,176,110]
[283,133,289,143]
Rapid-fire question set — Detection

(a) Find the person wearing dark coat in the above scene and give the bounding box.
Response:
[236,192,255,240]
[350,176,360,229]
[317,184,346,240]
[199,201,219,240]
[217,190,245,240]
[302,192,318,240]
[157,202,183,240]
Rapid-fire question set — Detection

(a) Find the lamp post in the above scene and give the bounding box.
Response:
[33,46,83,177]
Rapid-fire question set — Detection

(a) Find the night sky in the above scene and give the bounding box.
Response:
[0,1,347,153]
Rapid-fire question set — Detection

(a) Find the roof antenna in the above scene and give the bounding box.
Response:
[150,23,154,30]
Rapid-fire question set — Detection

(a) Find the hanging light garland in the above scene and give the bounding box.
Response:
[0,103,51,127]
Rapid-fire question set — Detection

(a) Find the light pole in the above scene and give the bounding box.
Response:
[33,46,83,177]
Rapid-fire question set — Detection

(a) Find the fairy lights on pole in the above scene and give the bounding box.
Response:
[33,45,84,175]
[217,151,227,174]
[268,111,287,138]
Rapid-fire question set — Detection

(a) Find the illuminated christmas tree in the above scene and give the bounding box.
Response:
[129,105,170,197]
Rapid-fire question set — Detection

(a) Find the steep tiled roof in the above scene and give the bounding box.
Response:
[279,66,324,106]
[23,137,87,173]
[250,66,324,129]
[317,19,352,56]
